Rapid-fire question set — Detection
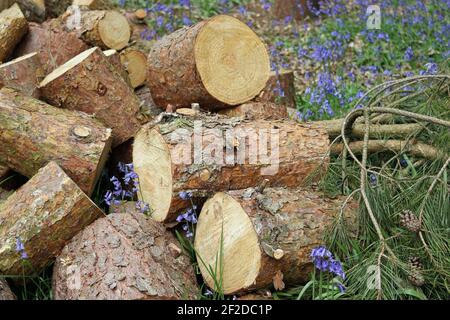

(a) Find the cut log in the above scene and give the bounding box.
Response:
[103,49,131,86]
[13,21,89,73]
[195,187,357,294]
[147,15,270,110]
[218,102,288,120]
[0,87,112,195]
[0,279,16,300]
[133,114,329,223]
[52,202,198,300]
[72,0,113,10]
[39,47,144,146]
[0,161,104,276]
[273,0,318,20]
[254,70,296,109]
[64,10,130,50]
[14,0,45,22]
[0,52,44,98]
[0,4,28,63]
[120,48,147,88]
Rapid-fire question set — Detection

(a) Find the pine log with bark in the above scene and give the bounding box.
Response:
[0,279,16,300]
[0,52,45,98]
[120,48,147,88]
[52,202,198,300]
[39,47,144,147]
[13,21,89,74]
[0,87,112,195]
[195,187,357,294]
[103,49,132,86]
[63,10,130,50]
[133,113,329,223]
[218,102,288,120]
[0,4,28,63]
[254,70,296,109]
[147,15,270,110]
[0,162,104,276]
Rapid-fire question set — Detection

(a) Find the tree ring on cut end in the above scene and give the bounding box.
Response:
[194,192,261,294]
[98,11,131,50]
[194,15,270,106]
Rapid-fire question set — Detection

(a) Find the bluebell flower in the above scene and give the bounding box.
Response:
[404,47,414,61]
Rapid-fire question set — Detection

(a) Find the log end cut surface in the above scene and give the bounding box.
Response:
[98,11,131,50]
[194,192,261,294]
[194,15,270,106]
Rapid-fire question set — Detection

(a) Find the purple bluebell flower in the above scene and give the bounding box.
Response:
[311,246,345,280]
[15,237,28,260]
[404,47,414,61]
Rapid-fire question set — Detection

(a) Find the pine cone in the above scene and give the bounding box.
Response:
[400,210,421,232]
[408,257,425,287]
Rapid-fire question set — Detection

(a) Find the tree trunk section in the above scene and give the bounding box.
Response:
[133,113,329,223]
[147,15,270,110]
[52,202,198,300]
[63,10,130,50]
[0,52,45,98]
[0,87,112,195]
[13,21,89,74]
[254,70,296,109]
[0,161,104,276]
[39,47,144,147]
[103,49,132,86]
[0,279,16,300]
[219,102,288,120]
[195,187,358,294]
[120,48,147,88]
[0,4,28,63]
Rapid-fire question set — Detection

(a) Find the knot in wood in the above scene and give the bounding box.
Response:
[97,82,107,96]
[72,125,92,138]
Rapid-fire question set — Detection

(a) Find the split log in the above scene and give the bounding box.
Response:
[147,15,270,110]
[0,87,112,195]
[39,47,144,147]
[195,187,357,294]
[254,70,296,109]
[218,102,288,120]
[120,48,147,88]
[72,0,114,10]
[14,0,45,22]
[13,21,89,73]
[0,52,44,98]
[133,114,329,223]
[64,10,130,50]
[0,161,104,276]
[0,4,28,63]
[52,202,198,300]
[0,279,16,300]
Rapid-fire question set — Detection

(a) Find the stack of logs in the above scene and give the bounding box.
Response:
[0,1,423,300]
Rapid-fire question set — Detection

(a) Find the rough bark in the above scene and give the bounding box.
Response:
[39,47,144,147]
[13,21,89,74]
[0,87,112,195]
[120,48,147,88]
[133,113,329,223]
[0,279,16,300]
[0,52,45,98]
[63,10,130,50]
[273,0,318,20]
[195,187,358,294]
[52,203,198,300]
[0,4,28,63]
[72,0,114,10]
[103,49,132,87]
[0,161,104,276]
[219,102,288,120]
[147,15,270,110]
[254,70,296,109]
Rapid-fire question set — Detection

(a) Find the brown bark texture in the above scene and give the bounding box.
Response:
[0,161,104,276]
[0,279,16,300]
[219,102,288,120]
[39,47,144,147]
[0,87,112,195]
[0,52,45,98]
[13,21,89,74]
[52,203,199,300]
[254,70,296,109]
[0,4,28,63]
